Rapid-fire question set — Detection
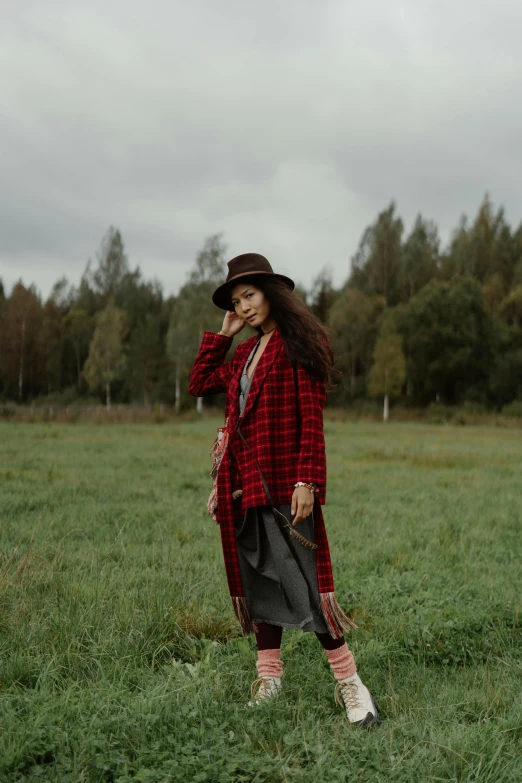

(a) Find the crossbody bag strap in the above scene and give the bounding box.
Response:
[235,366,317,550]
[235,421,316,549]
[236,422,275,507]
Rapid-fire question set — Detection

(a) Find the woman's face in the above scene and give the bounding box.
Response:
[230,282,274,330]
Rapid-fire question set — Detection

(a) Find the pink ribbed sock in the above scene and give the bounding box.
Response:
[326,642,357,680]
[256,648,283,678]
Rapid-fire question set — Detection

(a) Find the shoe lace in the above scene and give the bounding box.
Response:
[250,677,274,701]
[335,680,361,711]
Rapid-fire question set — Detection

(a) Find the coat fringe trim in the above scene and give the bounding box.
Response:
[232,596,257,635]
[207,425,229,523]
[320,592,358,638]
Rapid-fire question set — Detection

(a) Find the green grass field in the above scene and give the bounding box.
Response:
[1,419,521,782]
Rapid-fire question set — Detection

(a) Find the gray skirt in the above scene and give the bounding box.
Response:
[234,502,329,633]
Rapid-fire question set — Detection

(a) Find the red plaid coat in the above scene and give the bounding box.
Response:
[188,326,327,507]
[188,325,356,637]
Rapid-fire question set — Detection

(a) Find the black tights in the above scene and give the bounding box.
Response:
[255,621,345,651]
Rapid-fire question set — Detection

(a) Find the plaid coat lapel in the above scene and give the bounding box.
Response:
[227,329,283,431]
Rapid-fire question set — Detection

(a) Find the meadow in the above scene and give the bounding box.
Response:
[0,418,521,782]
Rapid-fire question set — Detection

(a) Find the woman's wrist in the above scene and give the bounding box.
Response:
[294,481,317,493]
[217,330,233,338]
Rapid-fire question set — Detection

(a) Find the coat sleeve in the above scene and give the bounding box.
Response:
[188,331,235,397]
[295,364,327,489]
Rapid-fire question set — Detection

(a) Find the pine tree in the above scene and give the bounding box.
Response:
[62,309,94,388]
[349,202,404,305]
[399,215,440,301]
[309,266,338,324]
[0,282,43,400]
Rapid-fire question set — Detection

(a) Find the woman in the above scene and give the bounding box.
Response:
[188,253,380,727]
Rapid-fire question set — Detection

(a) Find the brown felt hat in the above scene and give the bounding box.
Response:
[212,253,295,311]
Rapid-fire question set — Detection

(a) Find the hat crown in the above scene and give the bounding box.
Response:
[226,253,272,281]
[211,252,295,311]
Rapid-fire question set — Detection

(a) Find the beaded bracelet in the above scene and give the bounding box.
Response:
[294,481,316,493]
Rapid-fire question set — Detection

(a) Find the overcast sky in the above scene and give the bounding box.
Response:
[1,0,521,301]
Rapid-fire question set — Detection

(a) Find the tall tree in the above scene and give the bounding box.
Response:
[41,278,74,394]
[448,196,517,290]
[328,289,385,399]
[127,312,164,405]
[166,297,185,414]
[62,309,94,389]
[349,202,404,305]
[85,226,130,306]
[399,215,440,301]
[75,269,99,316]
[189,233,227,287]
[368,312,406,421]
[184,234,228,413]
[500,286,522,330]
[482,273,506,312]
[83,299,128,408]
[489,349,522,408]
[120,271,166,405]
[120,273,163,331]
[309,266,338,324]
[396,275,499,404]
[512,223,522,288]
[0,282,43,400]
[491,221,517,293]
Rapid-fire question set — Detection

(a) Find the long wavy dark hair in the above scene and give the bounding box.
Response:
[234,275,341,392]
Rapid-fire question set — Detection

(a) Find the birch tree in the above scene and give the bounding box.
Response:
[84,300,128,408]
[368,315,406,421]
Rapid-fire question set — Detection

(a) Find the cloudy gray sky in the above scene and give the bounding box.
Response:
[1,0,521,300]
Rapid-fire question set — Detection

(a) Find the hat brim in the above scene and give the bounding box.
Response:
[212,271,295,311]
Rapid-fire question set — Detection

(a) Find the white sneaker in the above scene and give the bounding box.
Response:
[335,672,381,727]
[247,676,281,707]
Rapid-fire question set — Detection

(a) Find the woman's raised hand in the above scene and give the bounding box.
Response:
[219,310,246,338]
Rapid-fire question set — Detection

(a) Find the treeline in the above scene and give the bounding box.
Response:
[0,195,521,413]
[326,197,522,412]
